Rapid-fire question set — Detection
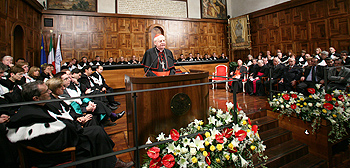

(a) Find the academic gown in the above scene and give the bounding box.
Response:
[6,104,117,168]
[141,47,176,76]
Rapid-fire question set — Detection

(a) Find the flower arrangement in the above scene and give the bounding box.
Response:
[269,85,350,143]
[142,102,267,168]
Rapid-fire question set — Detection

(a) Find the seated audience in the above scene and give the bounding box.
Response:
[203,54,212,61]
[327,59,350,90]
[6,81,133,168]
[314,47,322,59]
[219,53,227,59]
[15,58,25,64]
[78,57,89,69]
[296,50,306,66]
[325,57,334,67]
[90,56,104,66]
[302,54,312,67]
[61,58,77,71]
[245,54,253,66]
[117,56,129,64]
[105,57,116,65]
[278,58,302,92]
[129,55,140,64]
[16,62,30,85]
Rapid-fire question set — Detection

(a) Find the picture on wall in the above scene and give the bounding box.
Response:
[201,0,227,19]
[48,0,97,12]
[230,15,251,49]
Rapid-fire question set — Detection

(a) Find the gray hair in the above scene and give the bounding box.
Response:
[154,34,165,43]
[321,51,329,55]
[2,55,13,61]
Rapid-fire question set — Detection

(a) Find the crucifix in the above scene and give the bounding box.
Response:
[160,61,165,70]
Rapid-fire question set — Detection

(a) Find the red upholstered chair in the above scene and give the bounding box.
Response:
[212,65,228,90]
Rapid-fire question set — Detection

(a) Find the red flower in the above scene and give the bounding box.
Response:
[147,147,160,159]
[205,152,211,165]
[196,133,203,140]
[291,104,297,109]
[162,154,175,168]
[215,133,224,143]
[235,130,247,141]
[252,125,258,134]
[335,102,339,107]
[237,102,242,111]
[325,94,333,101]
[248,118,252,125]
[283,94,290,100]
[323,103,334,110]
[307,88,316,94]
[229,147,238,153]
[150,157,162,168]
[222,128,233,138]
[170,129,179,141]
[291,94,298,99]
[338,95,345,102]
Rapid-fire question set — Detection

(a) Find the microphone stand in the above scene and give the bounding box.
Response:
[167,55,190,74]
[143,55,159,77]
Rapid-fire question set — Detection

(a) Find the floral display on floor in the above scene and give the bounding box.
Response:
[269,84,350,143]
[142,102,267,168]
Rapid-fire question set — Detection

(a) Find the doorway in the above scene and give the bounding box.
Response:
[13,25,25,62]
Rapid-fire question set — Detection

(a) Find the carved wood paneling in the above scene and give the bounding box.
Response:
[279,9,292,26]
[189,22,199,34]
[199,22,208,34]
[26,7,33,27]
[331,39,350,51]
[208,35,216,47]
[266,13,279,28]
[258,29,268,44]
[89,17,104,32]
[27,28,33,49]
[308,1,326,20]
[17,0,25,23]
[131,19,145,33]
[0,0,7,17]
[327,0,348,17]
[328,16,350,38]
[90,33,104,49]
[293,23,308,41]
[310,40,329,53]
[104,17,118,32]
[8,0,17,20]
[74,33,89,49]
[208,23,216,34]
[295,42,310,54]
[132,33,146,49]
[269,28,279,43]
[118,33,132,49]
[61,32,74,49]
[105,32,118,49]
[292,5,308,23]
[281,26,293,42]
[74,16,89,32]
[0,17,6,44]
[309,20,327,39]
[118,18,131,33]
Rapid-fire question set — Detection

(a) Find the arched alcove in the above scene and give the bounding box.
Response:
[13,25,25,62]
[147,24,165,49]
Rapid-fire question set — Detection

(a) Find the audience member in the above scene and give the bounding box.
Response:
[78,57,89,69]
[329,47,340,60]
[246,60,267,96]
[325,57,334,67]
[297,57,324,95]
[27,66,40,82]
[228,60,247,92]
[117,56,129,64]
[211,52,218,60]
[341,50,350,65]
[278,58,302,92]
[327,59,350,90]
[91,56,104,66]
[177,54,186,62]
[129,55,140,64]
[195,53,202,61]
[105,57,116,65]
[16,62,30,85]
[186,53,194,61]
[314,48,322,59]
[245,54,253,66]
[264,57,284,92]
[318,51,328,66]
[15,58,25,64]
[61,58,77,71]
[38,63,53,82]
[204,54,212,61]
[219,53,227,59]
[296,50,306,66]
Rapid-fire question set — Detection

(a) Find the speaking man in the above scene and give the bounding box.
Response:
[141,34,175,76]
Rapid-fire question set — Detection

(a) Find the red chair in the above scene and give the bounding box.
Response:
[212,65,228,90]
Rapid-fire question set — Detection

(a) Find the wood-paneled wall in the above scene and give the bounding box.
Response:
[0,0,43,66]
[249,0,350,57]
[41,12,228,64]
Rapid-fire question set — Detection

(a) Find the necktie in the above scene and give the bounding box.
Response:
[312,67,316,83]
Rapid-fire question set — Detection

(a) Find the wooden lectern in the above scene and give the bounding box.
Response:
[125,70,209,149]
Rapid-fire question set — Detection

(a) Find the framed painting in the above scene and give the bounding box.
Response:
[201,0,227,19]
[48,0,97,12]
[230,15,251,50]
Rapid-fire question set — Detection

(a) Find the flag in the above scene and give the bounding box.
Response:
[48,34,55,74]
[55,34,62,73]
[40,35,47,65]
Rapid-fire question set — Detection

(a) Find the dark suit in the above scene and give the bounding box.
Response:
[297,66,324,95]
[279,65,302,91]
[264,64,285,91]
[327,67,350,90]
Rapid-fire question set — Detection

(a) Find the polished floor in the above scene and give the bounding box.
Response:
[105,87,268,165]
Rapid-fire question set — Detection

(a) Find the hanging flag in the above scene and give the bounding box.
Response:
[40,35,47,65]
[48,34,55,74]
[55,34,62,73]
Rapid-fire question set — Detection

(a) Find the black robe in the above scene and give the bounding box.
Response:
[6,104,116,168]
[141,47,175,76]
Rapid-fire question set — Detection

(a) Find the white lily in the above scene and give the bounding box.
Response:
[156,132,165,141]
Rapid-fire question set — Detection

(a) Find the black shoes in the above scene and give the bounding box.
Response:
[103,120,117,127]
[107,104,119,110]
[111,101,121,106]
[110,111,125,122]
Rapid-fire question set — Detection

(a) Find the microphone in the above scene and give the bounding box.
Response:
[167,55,190,74]
[143,55,159,77]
